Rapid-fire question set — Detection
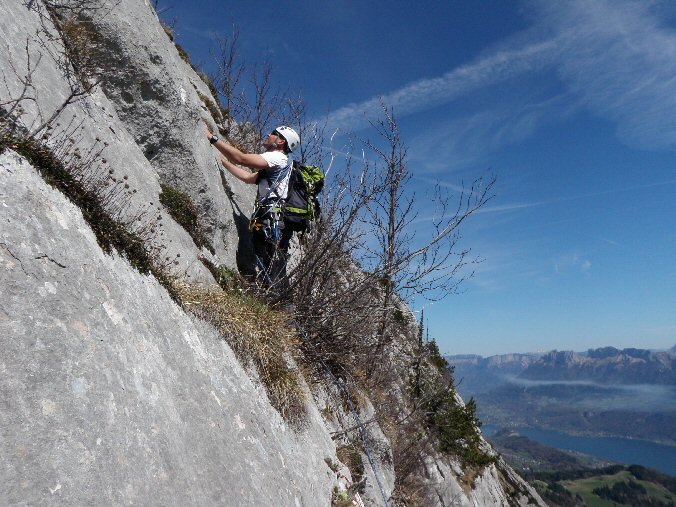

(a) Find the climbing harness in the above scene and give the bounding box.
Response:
[249,158,292,230]
[250,159,292,284]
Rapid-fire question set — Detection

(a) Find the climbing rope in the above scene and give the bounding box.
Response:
[295,323,391,507]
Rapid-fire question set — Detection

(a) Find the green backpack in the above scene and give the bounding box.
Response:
[284,160,325,231]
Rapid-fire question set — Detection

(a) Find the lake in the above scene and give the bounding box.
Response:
[482,425,676,476]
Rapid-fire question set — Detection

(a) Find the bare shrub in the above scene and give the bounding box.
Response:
[284,93,327,167]
[281,105,496,502]
[210,28,245,133]
[289,105,493,374]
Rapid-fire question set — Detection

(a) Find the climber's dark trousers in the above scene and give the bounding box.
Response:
[252,219,293,297]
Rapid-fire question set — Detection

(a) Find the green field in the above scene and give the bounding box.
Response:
[531,468,676,506]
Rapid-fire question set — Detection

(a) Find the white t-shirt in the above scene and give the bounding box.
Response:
[257,151,291,203]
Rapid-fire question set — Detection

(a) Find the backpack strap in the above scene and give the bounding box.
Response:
[252,158,293,226]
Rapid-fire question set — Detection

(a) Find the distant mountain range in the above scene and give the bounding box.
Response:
[445,346,676,444]
[521,347,676,385]
[449,345,676,386]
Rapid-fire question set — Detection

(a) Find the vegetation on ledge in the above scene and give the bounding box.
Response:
[0,122,179,302]
[159,183,214,254]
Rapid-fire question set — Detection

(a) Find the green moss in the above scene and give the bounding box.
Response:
[162,24,175,42]
[175,43,191,64]
[197,72,219,103]
[331,487,353,507]
[199,257,244,292]
[159,183,214,254]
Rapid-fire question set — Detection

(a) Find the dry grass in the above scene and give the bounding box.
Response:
[172,282,307,425]
[336,445,365,493]
[57,16,104,92]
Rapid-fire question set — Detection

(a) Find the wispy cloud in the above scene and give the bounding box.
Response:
[180,24,220,42]
[530,0,676,150]
[474,178,676,216]
[554,252,591,274]
[412,175,465,193]
[322,0,676,158]
[323,40,559,131]
[597,237,620,247]
[408,92,579,172]
[477,202,537,214]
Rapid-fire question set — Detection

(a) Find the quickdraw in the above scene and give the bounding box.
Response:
[249,208,282,242]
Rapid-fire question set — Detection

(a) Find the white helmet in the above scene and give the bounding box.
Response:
[275,126,300,152]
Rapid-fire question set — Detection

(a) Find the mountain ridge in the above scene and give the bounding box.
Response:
[448,345,676,385]
[446,346,676,446]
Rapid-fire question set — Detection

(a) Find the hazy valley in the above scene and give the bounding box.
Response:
[447,347,676,504]
[447,346,676,444]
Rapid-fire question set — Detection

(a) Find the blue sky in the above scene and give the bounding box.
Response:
[162,0,676,356]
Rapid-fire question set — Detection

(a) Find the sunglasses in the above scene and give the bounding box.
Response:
[271,130,286,140]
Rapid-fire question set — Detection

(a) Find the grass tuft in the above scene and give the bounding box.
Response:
[172,282,307,425]
[199,257,244,292]
[197,92,225,125]
[162,25,192,65]
[159,183,214,254]
[331,487,353,507]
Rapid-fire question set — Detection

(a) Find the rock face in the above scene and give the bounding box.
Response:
[0,151,336,506]
[79,0,255,270]
[0,1,544,505]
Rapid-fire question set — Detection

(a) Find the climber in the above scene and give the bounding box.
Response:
[205,124,300,296]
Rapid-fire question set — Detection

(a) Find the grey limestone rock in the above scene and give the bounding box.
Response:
[0,150,336,506]
[77,0,256,269]
[0,0,218,283]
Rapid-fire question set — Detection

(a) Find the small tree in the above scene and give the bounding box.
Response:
[211,28,245,130]
[289,103,493,384]
[362,104,494,348]
[284,93,326,167]
[209,29,290,151]
[247,58,287,147]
